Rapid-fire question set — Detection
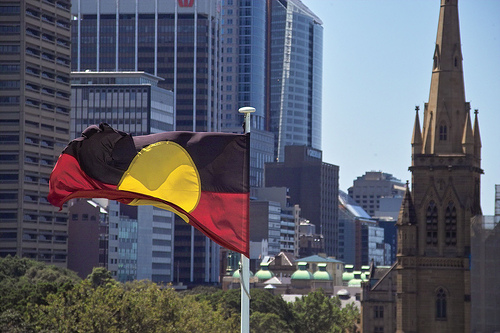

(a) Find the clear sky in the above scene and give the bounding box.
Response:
[301,0,500,215]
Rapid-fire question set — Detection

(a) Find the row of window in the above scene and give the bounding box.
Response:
[426,201,457,245]
[26,6,70,29]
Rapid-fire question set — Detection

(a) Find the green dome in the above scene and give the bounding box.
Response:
[232,269,254,279]
[291,262,313,280]
[255,262,274,280]
[313,263,332,280]
[342,264,355,282]
[348,271,363,287]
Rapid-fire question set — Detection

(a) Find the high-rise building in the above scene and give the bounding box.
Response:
[69,71,178,284]
[338,190,384,267]
[219,0,266,133]
[265,145,339,257]
[266,0,323,161]
[397,0,480,331]
[348,171,406,217]
[71,0,221,132]
[0,0,72,265]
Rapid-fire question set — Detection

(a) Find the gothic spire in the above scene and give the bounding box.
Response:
[474,109,482,159]
[397,182,416,226]
[421,0,469,155]
[412,106,422,155]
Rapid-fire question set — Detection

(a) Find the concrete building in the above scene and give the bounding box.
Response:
[250,200,281,257]
[0,0,72,265]
[298,220,324,257]
[70,71,174,138]
[69,71,177,283]
[266,0,323,161]
[363,1,482,332]
[68,199,108,279]
[348,171,406,217]
[251,186,301,256]
[265,145,339,257]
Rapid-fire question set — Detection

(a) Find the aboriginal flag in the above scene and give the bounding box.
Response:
[48,123,250,256]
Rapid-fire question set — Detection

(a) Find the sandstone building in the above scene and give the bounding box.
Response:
[362,1,482,332]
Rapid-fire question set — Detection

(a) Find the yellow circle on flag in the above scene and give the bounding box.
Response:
[117,141,201,213]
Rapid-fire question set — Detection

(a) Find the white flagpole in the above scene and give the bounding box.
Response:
[238,106,254,333]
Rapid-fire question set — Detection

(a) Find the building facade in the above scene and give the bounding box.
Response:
[266,0,323,161]
[70,71,177,283]
[396,0,481,331]
[348,171,406,218]
[265,145,339,257]
[71,0,221,132]
[0,0,72,265]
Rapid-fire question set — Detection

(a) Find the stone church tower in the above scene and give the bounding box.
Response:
[396,0,482,332]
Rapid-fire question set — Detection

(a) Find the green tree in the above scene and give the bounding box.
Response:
[0,256,80,313]
[291,290,341,333]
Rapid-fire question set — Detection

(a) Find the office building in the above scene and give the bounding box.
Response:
[219,0,266,133]
[70,71,176,283]
[267,0,323,161]
[0,0,72,264]
[348,171,406,217]
[265,145,339,257]
[338,190,387,267]
[71,0,221,132]
[70,71,174,138]
[68,199,109,279]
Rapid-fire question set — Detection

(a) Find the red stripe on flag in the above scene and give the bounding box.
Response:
[48,154,117,208]
[191,192,250,257]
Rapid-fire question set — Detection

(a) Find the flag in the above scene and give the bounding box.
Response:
[48,123,250,256]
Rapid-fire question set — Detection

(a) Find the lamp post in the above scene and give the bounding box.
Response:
[238,106,254,333]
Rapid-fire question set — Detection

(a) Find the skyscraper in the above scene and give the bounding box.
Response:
[265,145,339,257]
[0,0,72,264]
[397,0,480,331]
[69,71,176,283]
[266,0,323,161]
[71,0,221,132]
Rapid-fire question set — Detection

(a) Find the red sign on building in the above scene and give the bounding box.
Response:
[178,0,194,7]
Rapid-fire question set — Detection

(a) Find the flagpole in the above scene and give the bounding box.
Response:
[238,106,254,333]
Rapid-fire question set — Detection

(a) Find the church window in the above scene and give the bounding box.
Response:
[436,288,447,319]
[439,125,447,140]
[426,201,438,245]
[374,305,384,318]
[445,202,457,245]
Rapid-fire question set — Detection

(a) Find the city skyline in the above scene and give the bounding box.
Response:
[302,0,500,215]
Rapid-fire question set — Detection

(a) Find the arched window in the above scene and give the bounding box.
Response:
[436,288,447,319]
[439,124,447,140]
[426,201,438,245]
[445,202,457,245]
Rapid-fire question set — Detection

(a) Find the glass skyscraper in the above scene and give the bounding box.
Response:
[267,0,323,161]
[71,0,221,132]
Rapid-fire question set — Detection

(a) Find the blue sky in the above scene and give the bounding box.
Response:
[302,0,500,214]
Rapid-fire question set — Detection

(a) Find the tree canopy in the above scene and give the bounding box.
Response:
[0,256,359,332]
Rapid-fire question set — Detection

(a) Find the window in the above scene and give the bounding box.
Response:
[426,201,438,245]
[436,288,447,319]
[439,124,447,140]
[374,327,384,333]
[445,202,457,245]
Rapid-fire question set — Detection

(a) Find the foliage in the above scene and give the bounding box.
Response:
[290,290,360,333]
[0,255,80,314]
[0,258,359,332]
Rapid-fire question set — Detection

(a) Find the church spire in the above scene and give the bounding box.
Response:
[411,106,422,155]
[421,0,469,155]
[474,109,482,159]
